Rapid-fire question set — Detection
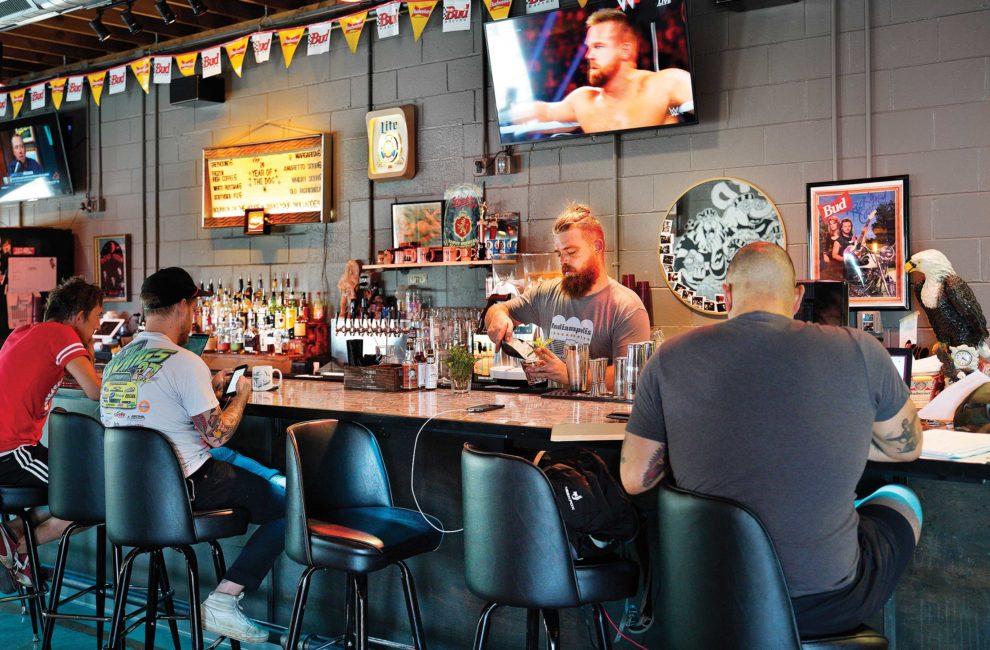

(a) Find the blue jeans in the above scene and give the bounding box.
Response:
[209,447,286,506]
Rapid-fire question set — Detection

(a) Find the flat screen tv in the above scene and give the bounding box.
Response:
[485,0,696,145]
[0,113,73,203]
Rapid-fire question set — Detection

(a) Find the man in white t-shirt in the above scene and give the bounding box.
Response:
[100,267,282,644]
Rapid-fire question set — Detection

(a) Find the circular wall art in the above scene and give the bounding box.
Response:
[659,178,786,316]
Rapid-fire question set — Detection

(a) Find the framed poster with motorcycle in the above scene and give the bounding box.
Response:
[807,175,910,310]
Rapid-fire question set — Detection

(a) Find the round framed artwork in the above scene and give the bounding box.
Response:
[659,178,786,316]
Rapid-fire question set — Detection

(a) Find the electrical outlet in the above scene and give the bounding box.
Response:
[408,273,427,285]
[473,157,490,176]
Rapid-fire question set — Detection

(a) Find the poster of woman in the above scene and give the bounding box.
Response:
[94,234,128,301]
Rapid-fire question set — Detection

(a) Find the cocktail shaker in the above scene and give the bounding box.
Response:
[612,357,627,398]
[564,342,590,393]
[588,358,608,397]
[624,340,657,400]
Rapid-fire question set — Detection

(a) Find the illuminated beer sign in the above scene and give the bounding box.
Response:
[366,105,416,181]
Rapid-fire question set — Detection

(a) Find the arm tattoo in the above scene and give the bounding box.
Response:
[641,443,667,489]
[191,399,244,448]
[885,414,921,454]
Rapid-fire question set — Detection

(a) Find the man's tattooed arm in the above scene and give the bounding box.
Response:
[870,402,923,462]
[619,435,668,495]
[640,443,668,490]
[191,389,249,448]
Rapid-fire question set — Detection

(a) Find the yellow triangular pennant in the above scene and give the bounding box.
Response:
[130,57,152,93]
[339,11,368,54]
[278,27,305,68]
[224,35,250,77]
[483,0,512,20]
[50,77,68,111]
[87,70,106,106]
[407,0,439,41]
[10,88,25,118]
[175,51,199,77]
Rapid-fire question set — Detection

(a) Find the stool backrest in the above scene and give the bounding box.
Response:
[47,409,106,523]
[657,484,802,650]
[104,426,197,547]
[461,444,581,608]
[285,419,392,565]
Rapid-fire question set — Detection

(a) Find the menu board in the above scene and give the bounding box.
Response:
[202,134,332,228]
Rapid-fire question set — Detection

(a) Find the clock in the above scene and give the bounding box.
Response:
[366,105,416,180]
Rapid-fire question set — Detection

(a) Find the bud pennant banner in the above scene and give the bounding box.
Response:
[67,76,85,102]
[11,88,25,117]
[87,71,106,106]
[201,46,222,78]
[376,2,400,39]
[50,78,67,110]
[483,0,512,21]
[153,56,172,84]
[278,27,305,68]
[29,83,46,110]
[175,52,198,77]
[525,0,558,13]
[407,0,438,41]
[0,93,7,117]
[252,31,274,63]
[443,0,471,31]
[108,65,127,95]
[307,21,332,56]
[224,35,250,77]
[339,12,368,54]
[130,57,151,93]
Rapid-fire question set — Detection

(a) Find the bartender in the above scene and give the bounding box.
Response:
[484,204,650,388]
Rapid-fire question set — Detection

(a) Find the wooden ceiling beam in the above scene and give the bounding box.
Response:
[131,0,230,30]
[0,24,129,58]
[46,13,159,46]
[0,32,112,63]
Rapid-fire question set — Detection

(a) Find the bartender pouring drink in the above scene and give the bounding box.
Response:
[485,204,650,389]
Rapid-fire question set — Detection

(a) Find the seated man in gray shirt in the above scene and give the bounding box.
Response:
[621,242,923,636]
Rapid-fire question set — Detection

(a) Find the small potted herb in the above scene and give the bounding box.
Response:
[446,344,476,394]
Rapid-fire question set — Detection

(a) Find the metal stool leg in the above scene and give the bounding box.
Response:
[526,609,540,650]
[592,604,612,650]
[153,551,181,650]
[22,511,46,642]
[95,526,107,650]
[41,522,80,650]
[472,602,498,650]
[542,609,560,650]
[144,552,160,650]
[344,574,355,649]
[105,547,140,650]
[178,545,203,650]
[353,573,369,650]
[396,560,428,650]
[285,566,319,650]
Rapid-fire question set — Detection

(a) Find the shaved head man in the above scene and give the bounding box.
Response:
[621,242,923,638]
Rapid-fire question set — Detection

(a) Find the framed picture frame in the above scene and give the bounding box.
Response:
[391,200,444,248]
[807,175,910,310]
[93,234,128,302]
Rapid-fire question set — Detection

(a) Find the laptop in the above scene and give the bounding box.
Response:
[886,348,913,386]
[183,333,211,356]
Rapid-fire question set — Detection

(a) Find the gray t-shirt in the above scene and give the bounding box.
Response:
[626,311,910,597]
[504,278,650,362]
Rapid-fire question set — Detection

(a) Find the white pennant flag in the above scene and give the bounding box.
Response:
[526,0,558,12]
[377,2,401,39]
[108,65,127,95]
[0,93,6,117]
[66,76,85,102]
[201,46,222,78]
[29,83,46,110]
[443,0,471,31]
[252,31,274,63]
[153,56,172,84]
[307,22,332,56]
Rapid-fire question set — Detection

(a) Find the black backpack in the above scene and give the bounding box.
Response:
[535,448,641,559]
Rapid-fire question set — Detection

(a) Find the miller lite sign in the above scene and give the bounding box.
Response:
[66,76,85,102]
[153,57,172,85]
[29,83,46,110]
[108,65,127,96]
[377,2,400,39]
[201,46,222,78]
[442,0,471,32]
[252,31,274,64]
[307,22,332,56]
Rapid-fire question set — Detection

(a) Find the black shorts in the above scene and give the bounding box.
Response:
[791,504,916,637]
[0,444,50,487]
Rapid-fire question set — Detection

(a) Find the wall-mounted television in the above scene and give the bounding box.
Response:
[485,0,696,145]
[0,113,74,203]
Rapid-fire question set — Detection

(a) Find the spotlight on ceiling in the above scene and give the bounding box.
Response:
[120,3,141,34]
[89,10,111,41]
[154,0,176,25]
[187,0,207,16]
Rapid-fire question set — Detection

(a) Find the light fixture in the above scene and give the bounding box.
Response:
[187,0,207,16]
[120,3,141,34]
[154,0,176,25]
[89,10,111,41]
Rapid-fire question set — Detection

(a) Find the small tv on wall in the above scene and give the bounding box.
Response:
[0,113,74,203]
[485,0,697,145]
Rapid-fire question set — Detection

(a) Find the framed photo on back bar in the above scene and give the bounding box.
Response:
[93,234,128,302]
[807,175,909,310]
[391,201,444,248]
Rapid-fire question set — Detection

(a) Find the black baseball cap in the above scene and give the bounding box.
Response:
[141,267,200,309]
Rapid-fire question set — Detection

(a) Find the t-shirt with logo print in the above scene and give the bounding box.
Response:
[503,277,650,362]
[100,331,218,477]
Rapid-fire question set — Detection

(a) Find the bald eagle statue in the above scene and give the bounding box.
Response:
[905,249,989,382]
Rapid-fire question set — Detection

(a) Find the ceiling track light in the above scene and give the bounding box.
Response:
[154,0,177,25]
[188,0,207,16]
[89,10,111,42]
[120,3,141,34]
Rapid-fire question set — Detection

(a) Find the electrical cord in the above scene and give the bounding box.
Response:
[410,408,465,534]
[602,607,650,650]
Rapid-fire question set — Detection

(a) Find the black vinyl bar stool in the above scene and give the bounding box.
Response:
[103,426,249,650]
[283,419,443,650]
[656,484,888,650]
[43,409,181,650]
[0,482,47,641]
[461,445,639,650]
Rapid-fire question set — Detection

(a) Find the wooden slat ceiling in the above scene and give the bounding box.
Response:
[0,0,302,81]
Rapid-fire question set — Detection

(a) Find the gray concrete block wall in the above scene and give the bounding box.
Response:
[4,0,989,344]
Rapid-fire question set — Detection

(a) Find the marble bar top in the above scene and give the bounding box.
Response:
[248,379,624,436]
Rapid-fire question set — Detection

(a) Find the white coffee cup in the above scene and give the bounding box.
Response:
[252,365,282,392]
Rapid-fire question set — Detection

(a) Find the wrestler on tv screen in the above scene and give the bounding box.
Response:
[485,0,696,144]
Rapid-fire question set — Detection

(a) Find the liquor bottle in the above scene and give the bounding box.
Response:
[243,311,258,354]
[254,274,264,305]
[402,338,418,390]
[313,291,325,321]
[298,292,310,322]
[238,275,244,301]
[293,300,308,338]
[424,347,438,390]
[414,336,427,388]
[244,276,253,311]
[286,287,297,333]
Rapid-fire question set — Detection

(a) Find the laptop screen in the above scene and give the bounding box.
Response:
[886,348,912,386]
[183,333,210,356]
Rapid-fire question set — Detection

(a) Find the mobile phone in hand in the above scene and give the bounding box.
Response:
[226,365,248,395]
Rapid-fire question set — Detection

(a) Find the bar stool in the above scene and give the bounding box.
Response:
[43,409,181,650]
[657,484,888,649]
[461,445,639,650]
[103,426,250,650]
[283,419,443,650]
[0,483,47,641]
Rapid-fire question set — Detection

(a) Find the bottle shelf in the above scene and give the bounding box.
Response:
[363,259,516,270]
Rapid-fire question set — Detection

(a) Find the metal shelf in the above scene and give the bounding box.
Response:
[363,259,516,270]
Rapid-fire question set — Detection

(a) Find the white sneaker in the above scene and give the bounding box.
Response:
[201,591,269,644]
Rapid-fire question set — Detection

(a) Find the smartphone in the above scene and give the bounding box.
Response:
[606,411,631,422]
[226,365,248,395]
[466,404,506,413]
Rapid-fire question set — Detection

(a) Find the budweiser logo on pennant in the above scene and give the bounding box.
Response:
[153,57,172,84]
[442,0,470,31]
[818,191,853,221]
[411,5,433,16]
[202,46,222,77]
[377,1,401,39]
[30,84,45,110]
[108,66,127,95]
[307,22,332,55]
[67,76,84,101]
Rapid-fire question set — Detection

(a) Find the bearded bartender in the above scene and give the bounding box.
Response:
[485,204,651,389]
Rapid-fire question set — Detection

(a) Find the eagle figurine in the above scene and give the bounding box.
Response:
[905,249,989,382]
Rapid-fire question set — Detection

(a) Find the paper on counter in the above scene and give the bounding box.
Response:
[550,422,627,442]
[918,369,990,421]
[921,429,990,460]
[912,355,942,374]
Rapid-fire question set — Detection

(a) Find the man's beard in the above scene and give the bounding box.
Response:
[588,62,615,87]
[561,264,599,297]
